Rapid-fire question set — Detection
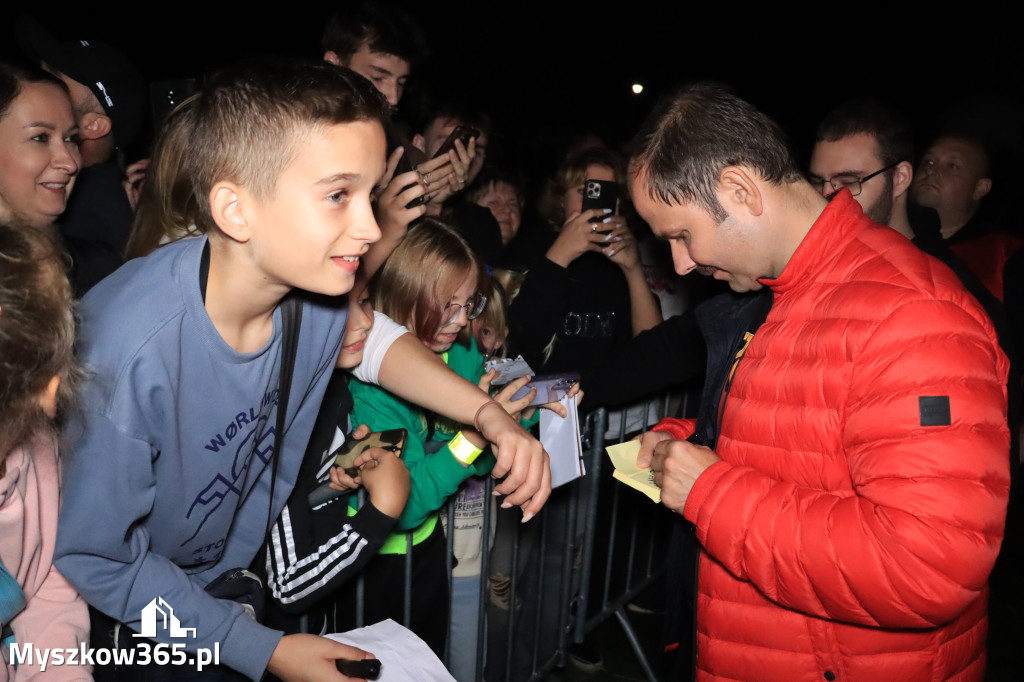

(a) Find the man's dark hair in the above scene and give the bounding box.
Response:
[816,98,913,169]
[417,98,492,141]
[321,1,427,66]
[630,82,800,222]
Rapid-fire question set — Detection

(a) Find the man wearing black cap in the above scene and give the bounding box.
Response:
[17,13,147,294]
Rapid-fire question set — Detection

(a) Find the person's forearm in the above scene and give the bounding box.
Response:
[623,265,662,335]
[377,333,490,422]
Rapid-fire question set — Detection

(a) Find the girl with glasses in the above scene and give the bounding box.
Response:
[339,218,538,661]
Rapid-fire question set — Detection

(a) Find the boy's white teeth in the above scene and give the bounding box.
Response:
[341,256,358,262]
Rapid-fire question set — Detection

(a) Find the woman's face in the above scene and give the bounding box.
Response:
[426,272,478,354]
[562,163,616,220]
[0,82,81,228]
[475,181,521,246]
[338,286,374,369]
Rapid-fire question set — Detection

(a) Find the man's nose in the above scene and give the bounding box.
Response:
[382,83,399,108]
[670,241,697,276]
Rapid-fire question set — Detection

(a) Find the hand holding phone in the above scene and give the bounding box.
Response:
[308,429,408,508]
[580,178,620,231]
[406,126,480,208]
[336,658,381,679]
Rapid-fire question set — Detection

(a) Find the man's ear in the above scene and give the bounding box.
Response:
[973,177,992,202]
[892,161,913,199]
[209,182,252,243]
[323,51,342,66]
[37,375,61,419]
[718,166,764,217]
[411,134,427,154]
[80,112,112,141]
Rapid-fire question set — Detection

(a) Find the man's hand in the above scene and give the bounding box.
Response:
[375,168,427,240]
[475,401,551,522]
[268,633,376,682]
[645,438,721,514]
[635,429,673,469]
[417,138,475,211]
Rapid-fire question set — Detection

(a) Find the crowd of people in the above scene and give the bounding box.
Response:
[1,3,1021,682]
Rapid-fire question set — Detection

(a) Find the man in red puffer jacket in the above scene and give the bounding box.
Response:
[629,84,1010,682]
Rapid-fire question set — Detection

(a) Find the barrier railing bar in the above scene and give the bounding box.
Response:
[504,515,521,682]
[444,500,456,666]
[475,476,494,682]
[613,608,659,682]
[573,408,607,645]
[602,479,622,608]
[403,533,413,630]
[529,504,549,675]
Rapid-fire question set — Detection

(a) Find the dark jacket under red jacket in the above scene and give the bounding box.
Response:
[654,190,1010,681]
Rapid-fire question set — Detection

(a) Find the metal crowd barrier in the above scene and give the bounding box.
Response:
[300,394,688,681]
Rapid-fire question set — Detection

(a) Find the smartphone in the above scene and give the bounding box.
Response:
[432,125,479,159]
[580,178,620,230]
[508,373,580,407]
[307,429,408,508]
[336,659,381,679]
[404,125,480,208]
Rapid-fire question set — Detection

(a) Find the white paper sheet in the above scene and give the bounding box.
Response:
[327,619,455,681]
[540,394,585,488]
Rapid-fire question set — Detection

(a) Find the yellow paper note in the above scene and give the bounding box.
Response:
[606,440,661,503]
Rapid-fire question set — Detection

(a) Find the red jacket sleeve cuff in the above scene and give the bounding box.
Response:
[653,417,696,441]
[683,460,731,526]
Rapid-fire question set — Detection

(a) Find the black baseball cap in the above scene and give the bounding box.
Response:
[16,13,147,148]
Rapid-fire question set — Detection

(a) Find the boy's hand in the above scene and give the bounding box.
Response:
[376,168,427,238]
[475,402,551,522]
[417,138,475,209]
[373,147,405,198]
[268,633,376,682]
[354,448,410,518]
[327,424,372,491]
[328,466,362,491]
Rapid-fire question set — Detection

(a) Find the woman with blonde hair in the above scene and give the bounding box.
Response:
[508,147,661,373]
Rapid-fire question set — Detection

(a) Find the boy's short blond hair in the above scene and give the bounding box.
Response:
[187,59,390,234]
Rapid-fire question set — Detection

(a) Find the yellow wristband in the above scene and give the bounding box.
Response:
[449,431,483,466]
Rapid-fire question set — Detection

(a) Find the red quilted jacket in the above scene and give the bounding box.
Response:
[656,191,1010,681]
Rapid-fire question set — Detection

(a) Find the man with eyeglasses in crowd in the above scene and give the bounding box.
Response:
[808,100,1006,319]
[808,99,915,237]
[808,97,1019,535]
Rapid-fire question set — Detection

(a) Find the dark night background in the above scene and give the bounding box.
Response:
[3,4,1022,188]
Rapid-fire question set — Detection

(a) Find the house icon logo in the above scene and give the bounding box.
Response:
[134,597,197,638]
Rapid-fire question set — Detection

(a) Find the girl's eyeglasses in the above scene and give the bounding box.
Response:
[442,294,487,326]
